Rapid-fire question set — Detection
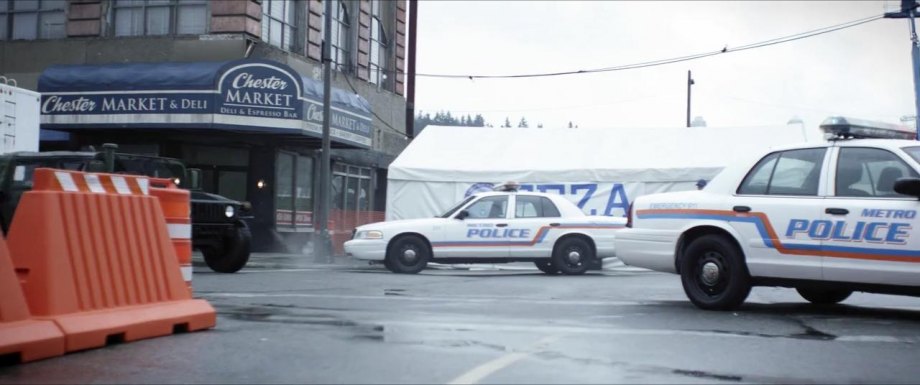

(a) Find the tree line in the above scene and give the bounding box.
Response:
[416,111,563,133]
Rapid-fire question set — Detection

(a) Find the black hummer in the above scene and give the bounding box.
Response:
[0,147,252,273]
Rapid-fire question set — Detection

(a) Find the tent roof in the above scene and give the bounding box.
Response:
[389,124,816,183]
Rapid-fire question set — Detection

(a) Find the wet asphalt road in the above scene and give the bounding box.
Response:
[3,254,920,384]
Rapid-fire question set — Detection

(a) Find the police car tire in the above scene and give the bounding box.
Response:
[386,235,430,274]
[796,287,852,305]
[680,235,751,310]
[202,225,252,274]
[552,237,592,276]
[534,260,560,275]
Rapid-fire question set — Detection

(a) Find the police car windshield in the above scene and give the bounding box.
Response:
[439,195,476,218]
[904,146,920,164]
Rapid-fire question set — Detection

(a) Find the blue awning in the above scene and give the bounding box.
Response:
[38,59,374,149]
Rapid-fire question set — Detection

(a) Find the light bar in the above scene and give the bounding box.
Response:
[820,116,916,140]
[493,181,520,192]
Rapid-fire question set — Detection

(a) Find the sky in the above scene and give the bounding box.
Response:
[413,1,917,137]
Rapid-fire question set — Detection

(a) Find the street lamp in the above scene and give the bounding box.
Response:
[885,0,920,140]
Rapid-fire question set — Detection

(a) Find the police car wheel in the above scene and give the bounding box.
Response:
[386,235,430,274]
[680,235,751,310]
[552,237,592,275]
[534,260,560,275]
[796,287,852,305]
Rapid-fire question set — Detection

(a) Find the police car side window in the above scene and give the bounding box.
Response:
[513,196,561,218]
[836,147,919,198]
[541,197,561,218]
[738,148,826,196]
[466,196,508,219]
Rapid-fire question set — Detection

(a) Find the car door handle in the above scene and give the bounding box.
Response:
[496,223,508,227]
[549,223,560,227]
[825,208,849,215]
[732,206,751,213]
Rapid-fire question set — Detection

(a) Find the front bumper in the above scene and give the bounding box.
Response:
[344,238,387,261]
[614,228,680,274]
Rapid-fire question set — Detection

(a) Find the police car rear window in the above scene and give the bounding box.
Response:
[737,148,826,196]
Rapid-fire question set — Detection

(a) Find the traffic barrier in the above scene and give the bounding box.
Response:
[0,235,65,363]
[7,168,216,353]
[150,179,193,295]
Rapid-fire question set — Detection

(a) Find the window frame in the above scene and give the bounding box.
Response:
[368,0,392,87]
[330,0,354,73]
[514,195,561,219]
[0,0,67,41]
[110,0,209,37]
[261,0,299,52]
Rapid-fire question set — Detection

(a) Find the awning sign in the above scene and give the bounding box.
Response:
[38,59,373,149]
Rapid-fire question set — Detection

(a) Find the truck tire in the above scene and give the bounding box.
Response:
[203,224,251,273]
[680,235,751,310]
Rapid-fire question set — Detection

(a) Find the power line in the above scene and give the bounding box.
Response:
[391,13,884,80]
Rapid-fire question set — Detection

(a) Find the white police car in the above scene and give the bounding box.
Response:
[616,117,920,310]
[345,183,626,275]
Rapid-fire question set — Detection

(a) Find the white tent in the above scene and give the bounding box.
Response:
[386,124,817,220]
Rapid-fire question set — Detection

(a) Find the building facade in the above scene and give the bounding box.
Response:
[0,0,410,252]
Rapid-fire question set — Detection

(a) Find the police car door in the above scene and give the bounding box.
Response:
[437,195,511,259]
[821,146,920,286]
[507,194,560,258]
[733,147,827,280]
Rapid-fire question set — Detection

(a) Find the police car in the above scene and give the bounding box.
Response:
[344,183,626,275]
[616,117,920,310]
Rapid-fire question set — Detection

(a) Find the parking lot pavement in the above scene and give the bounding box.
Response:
[4,254,920,384]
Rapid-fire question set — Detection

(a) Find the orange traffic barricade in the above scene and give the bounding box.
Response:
[0,233,65,363]
[149,179,193,295]
[7,168,215,353]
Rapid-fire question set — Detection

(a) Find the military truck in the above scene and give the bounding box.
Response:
[0,147,252,273]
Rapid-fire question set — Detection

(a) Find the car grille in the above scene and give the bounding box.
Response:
[192,202,226,224]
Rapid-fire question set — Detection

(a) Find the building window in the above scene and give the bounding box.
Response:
[0,0,66,41]
[330,0,353,72]
[261,0,296,51]
[368,0,391,87]
[113,0,208,37]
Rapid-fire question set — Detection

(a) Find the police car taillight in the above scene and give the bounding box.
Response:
[820,116,916,140]
[626,203,634,228]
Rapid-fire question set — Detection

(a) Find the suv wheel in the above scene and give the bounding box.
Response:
[680,235,751,310]
[203,225,252,273]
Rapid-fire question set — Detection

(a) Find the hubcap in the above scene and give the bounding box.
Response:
[700,262,721,286]
[567,250,581,264]
[402,248,417,263]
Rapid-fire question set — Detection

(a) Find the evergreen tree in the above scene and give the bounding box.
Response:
[568,121,573,128]
[537,123,543,128]
[473,114,485,127]
[518,117,528,128]
[503,117,511,128]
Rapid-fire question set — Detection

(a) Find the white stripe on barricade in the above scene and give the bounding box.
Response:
[54,171,79,192]
[167,223,192,239]
[180,266,193,282]
[84,174,106,193]
[111,176,131,195]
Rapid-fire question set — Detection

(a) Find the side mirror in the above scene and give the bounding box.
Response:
[455,210,470,220]
[894,177,920,198]
[186,168,202,190]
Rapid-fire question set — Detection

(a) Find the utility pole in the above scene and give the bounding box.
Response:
[885,0,920,140]
[314,0,334,263]
[686,70,694,128]
[405,0,418,139]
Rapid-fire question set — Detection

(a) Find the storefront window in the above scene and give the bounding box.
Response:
[333,162,373,213]
[276,151,314,231]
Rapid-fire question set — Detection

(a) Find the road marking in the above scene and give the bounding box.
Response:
[447,335,563,385]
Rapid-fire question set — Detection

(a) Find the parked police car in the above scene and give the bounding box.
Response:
[345,183,626,275]
[616,117,920,310]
